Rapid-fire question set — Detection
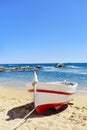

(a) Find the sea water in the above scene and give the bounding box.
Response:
[0,63,87,91]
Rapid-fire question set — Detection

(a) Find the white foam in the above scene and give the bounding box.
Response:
[69,65,81,68]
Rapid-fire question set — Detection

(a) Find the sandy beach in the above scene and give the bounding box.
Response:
[0,85,87,130]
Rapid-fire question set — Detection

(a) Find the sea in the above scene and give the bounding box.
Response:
[0,63,87,92]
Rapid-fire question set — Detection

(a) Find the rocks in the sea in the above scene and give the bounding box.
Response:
[35,65,43,69]
[55,63,71,68]
[0,65,43,72]
[0,63,71,72]
[13,66,33,71]
[0,66,11,72]
[0,66,6,72]
[55,63,65,68]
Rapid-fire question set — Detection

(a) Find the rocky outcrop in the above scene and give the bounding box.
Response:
[0,66,43,72]
[0,66,6,72]
[55,63,65,68]
[35,65,43,69]
[55,63,71,68]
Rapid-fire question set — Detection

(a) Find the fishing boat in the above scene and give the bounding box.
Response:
[28,70,78,114]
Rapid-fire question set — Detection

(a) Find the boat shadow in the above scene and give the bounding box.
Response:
[6,102,68,121]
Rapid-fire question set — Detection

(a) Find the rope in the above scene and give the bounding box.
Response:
[11,108,35,130]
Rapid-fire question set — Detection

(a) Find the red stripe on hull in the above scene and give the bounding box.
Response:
[28,89,74,95]
[36,102,67,114]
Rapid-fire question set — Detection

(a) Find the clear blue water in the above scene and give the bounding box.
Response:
[0,63,87,90]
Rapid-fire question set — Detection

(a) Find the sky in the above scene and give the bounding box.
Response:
[0,0,87,63]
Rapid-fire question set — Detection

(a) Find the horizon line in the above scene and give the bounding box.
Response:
[0,62,87,64]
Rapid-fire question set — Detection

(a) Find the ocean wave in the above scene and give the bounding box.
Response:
[41,67,87,75]
[79,72,87,75]
[60,70,87,75]
[68,65,81,68]
[42,67,58,72]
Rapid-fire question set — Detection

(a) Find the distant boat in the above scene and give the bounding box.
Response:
[28,71,78,114]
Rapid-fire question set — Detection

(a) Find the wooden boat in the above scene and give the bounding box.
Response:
[28,71,78,114]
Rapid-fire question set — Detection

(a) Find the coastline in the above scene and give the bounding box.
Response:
[0,82,87,95]
[0,85,87,130]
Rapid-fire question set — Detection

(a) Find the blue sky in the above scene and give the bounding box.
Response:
[0,0,87,63]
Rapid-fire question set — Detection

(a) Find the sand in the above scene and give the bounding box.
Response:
[0,86,87,130]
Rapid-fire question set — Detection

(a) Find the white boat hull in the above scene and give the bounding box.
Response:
[29,82,78,114]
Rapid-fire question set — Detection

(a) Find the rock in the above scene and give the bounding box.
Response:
[55,63,65,68]
[11,66,34,71]
[35,65,43,69]
[0,66,41,72]
[55,63,71,68]
[0,66,6,72]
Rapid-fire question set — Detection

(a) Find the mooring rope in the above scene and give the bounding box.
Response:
[11,108,35,130]
[11,70,37,130]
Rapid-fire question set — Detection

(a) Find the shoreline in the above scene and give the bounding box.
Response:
[0,82,87,95]
[0,85,87,130]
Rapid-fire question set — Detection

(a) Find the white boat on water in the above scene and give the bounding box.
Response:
[28,71,78,114]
